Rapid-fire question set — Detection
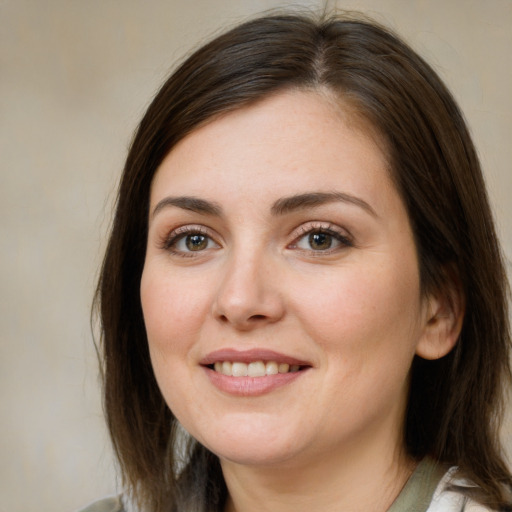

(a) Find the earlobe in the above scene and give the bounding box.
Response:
[415,277,465,361]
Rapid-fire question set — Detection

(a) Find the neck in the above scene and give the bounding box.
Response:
[221,428,415,512]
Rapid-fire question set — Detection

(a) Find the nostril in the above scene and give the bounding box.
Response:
[249,314,266,321]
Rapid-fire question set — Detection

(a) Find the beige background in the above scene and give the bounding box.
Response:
[1,1,511,511]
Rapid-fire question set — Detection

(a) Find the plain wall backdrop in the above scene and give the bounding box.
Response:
[1,1,511,511]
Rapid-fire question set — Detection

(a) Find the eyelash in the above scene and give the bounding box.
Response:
[159,222,353,258]
[289,222,353,254]
[160,225,220,257]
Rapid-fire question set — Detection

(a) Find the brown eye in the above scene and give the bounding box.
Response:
[185,234,208,251]
[292,227,352,253]
[308,232,332,250]
[167,229,220,255]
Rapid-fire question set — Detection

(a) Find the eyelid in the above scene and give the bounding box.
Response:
[159,224,221,253]
[287,221,353,251]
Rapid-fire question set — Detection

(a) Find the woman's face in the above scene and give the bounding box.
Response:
[141,90,432,468]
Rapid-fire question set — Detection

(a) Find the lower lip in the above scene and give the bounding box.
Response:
[203,367,307,396]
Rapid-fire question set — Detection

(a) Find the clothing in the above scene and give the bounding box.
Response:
[77,458,496,512]
[77,495,124,512]
[388,458,493,512]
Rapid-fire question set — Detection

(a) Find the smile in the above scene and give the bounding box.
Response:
[201,349,311,396]
[212,361,302,377]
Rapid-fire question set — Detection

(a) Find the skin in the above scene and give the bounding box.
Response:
[140,90,460,512]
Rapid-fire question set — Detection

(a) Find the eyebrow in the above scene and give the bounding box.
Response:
[152,196,222,218]
[151,191,377,219]
[270,192,377,217]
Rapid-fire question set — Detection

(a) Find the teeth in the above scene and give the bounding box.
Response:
[248,361,266,377]
[278,363,289,374]
[266,361,278,375]
[222,361,232,376]
[232,362,248,377]
[212,360,302,377]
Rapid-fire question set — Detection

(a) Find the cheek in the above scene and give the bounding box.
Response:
[140,266,211,421]
[292,256,423,360]
[140,266,212,356]
[294,259,422,424]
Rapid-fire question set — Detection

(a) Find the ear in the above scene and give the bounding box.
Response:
[415,271,465,361]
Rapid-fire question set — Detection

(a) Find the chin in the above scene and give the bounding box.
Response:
[192,418,305,467]
[213,442,299,467]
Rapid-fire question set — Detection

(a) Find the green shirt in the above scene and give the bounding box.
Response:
[79,458,488,512]
[388,457,447,512]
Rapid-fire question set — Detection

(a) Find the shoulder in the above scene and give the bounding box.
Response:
[427,468,498,512]
[76,495,125,512]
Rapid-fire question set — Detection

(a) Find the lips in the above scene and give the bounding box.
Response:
[200,348,311,396]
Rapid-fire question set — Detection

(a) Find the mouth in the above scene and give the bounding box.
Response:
[208,360,305,377]
[200,349,311,395]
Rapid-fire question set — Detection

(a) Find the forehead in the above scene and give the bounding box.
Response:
[150,90,396,215]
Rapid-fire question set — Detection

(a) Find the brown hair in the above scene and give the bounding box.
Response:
[94,11,512,511]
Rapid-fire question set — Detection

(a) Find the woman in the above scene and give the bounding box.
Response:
[84,11,512,512]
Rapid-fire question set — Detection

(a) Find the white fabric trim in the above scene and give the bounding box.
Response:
[426,468,493,512]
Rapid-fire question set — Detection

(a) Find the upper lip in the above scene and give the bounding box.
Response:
[200,348,311,367]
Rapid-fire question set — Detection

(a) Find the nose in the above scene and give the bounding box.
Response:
[212,250,285,330]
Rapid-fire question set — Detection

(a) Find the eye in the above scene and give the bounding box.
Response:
[163,226,220,255]
[302,232,335,251]
[290,224,352,253]
[177,233,211,251]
